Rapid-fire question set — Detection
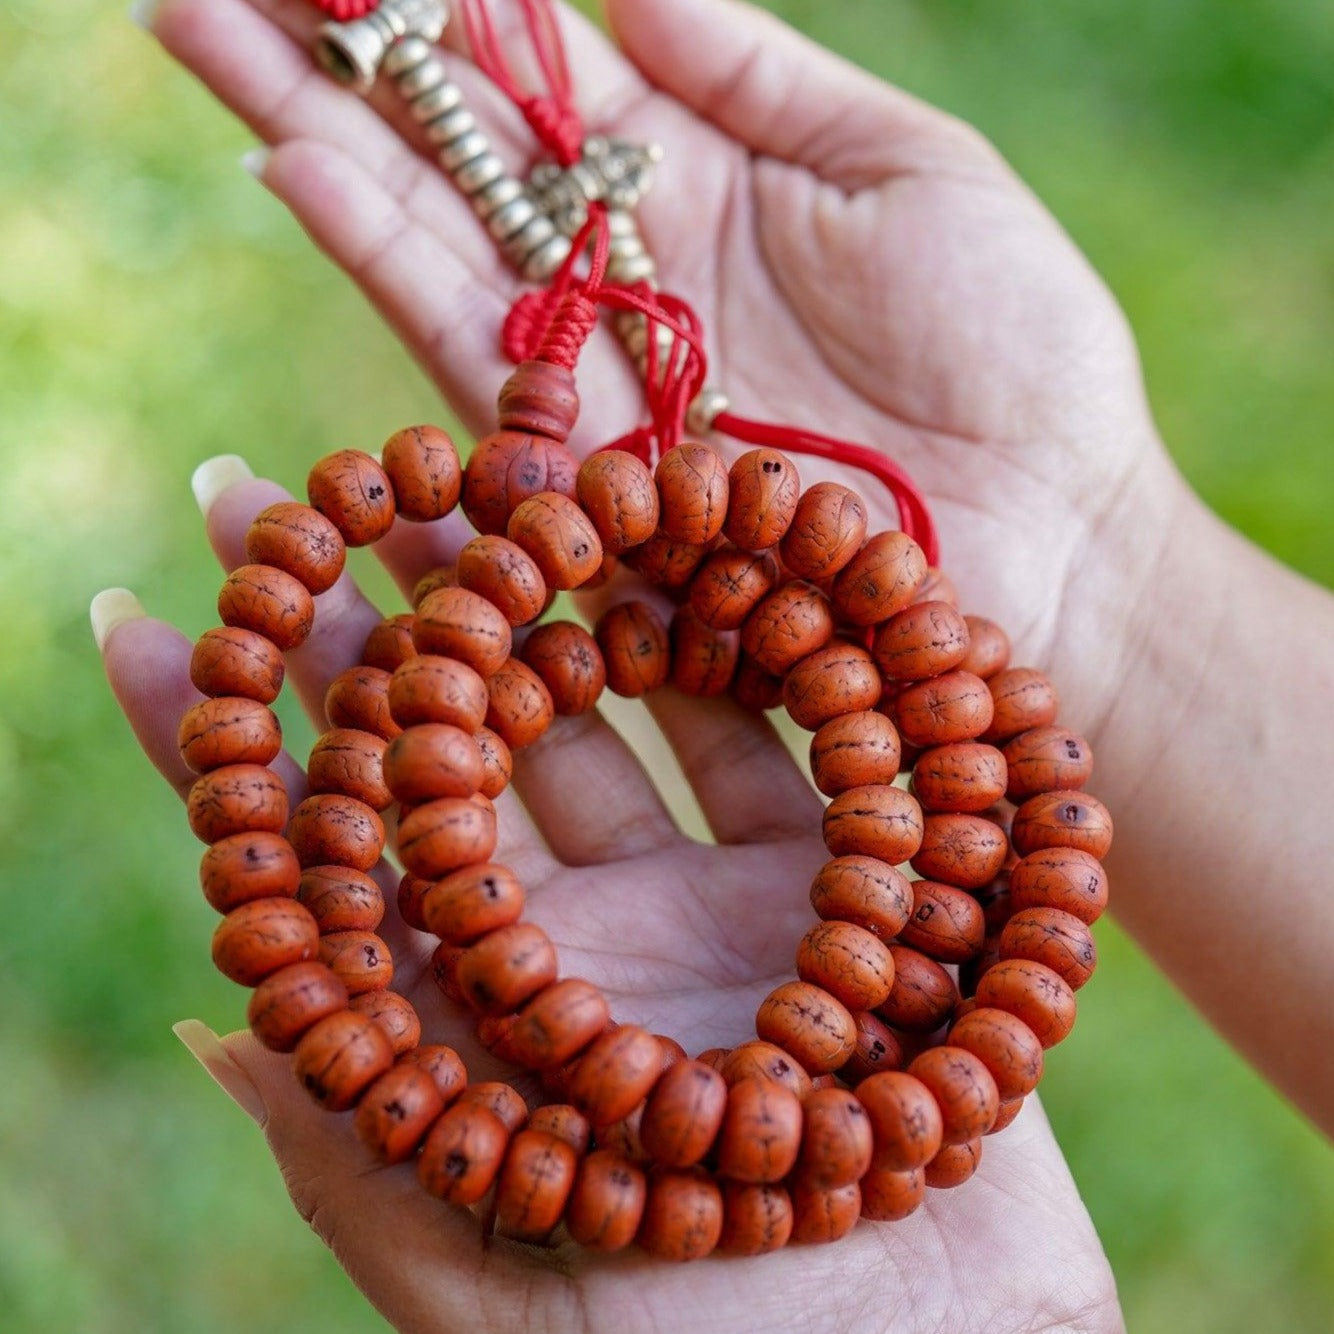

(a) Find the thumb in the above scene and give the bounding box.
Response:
[604,0,998,188]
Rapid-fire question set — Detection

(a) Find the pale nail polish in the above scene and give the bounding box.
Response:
[173,1019,268,1126]
[90,588,147,652]
[240,148,271,181]
[190,455,253,517]
[128,0,162,32]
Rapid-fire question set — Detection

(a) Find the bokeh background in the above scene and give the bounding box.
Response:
[2,0,1332,1329]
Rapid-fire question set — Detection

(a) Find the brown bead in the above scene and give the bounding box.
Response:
[900,880,986,964]
[640,1059,728,1168]
[911,813,1010,890]
[485,658,554,749]
[872,601,970,681]
[912,742,1008,814]
[306,728,390,810]
[622,532,716,591]
[454,922,557,1015]
[856,1071,944,1170]
[456,1081,529,1134]
[688,547,779,632]
[724,449,800,551]
[307,449,396,546]
[412,565,458,609]
[809,711,902,796]
[463,430,579,536]
[637,1168,724,1261]
[1011,790,1113,859]
[421,863,524,945]
[325,666,398,740]
[892,671,995,749]
[190,626,285,704]
[576,450,659,553]
[473,725,513,798]
[756,981,857,1074]
[860,1164,926,1221]
[784,642,882,730]
[907,1046,998,1144]
[948,1006,1044,1101]
[428,940,466,1004]
[507,491,604,590]
[527,1104,592,1153]
[1003,726,1093,801]
[381,424,461,522]
[292,1008,395,1112]
[218,563,314,651]
[199,831,299,913]
[595,600,670,696]
[809,854,913,940]
[877,945,959,1032]
[788,1181,860,1244]
[1000,907,1097,989]
[354,1063,445,1164]
[596,1102,648,1162]
[960,616,1011,679]
[417,1101,510,1205]
[244,501,346,595]
[396,871,433,932]
[288,794,384,872]
[730,657,785,712]
[976,959,1077,1047]
[796,920,896,1011]
[362,614,417,674]
[989,1097,1025,1135]
[493,1129,580,1242]
[841,1010,906,1084]
[246,960,348,1052]
[669,607,740,696]
[913,568,958,606]
[741,580,835,675]
[348,989,420,1054]
[381,723,482,807]
[565,1149,647,1251]
[187,764,288,844]
[455,535,547,627]
[718,1181,794,1255]
[297,865,384,934]
[924,1139,982,1189]
[397,794,496,879]
[1008,848,1108,923]
[797,1087,874,1189]
[721,1042,814,1099]
[570,1025,665,1127]
[497,360,579,439]
[781,482,869,581]
[716,1078,803,1183]
[832,532,928,627]
[520,621,605,714]
[412,586,512,680]
[822,784,924,863]
[318,929,393,995]
[388,655,488,732]
[507,979,611,1070]
[984,668,1059,742]
[655,443,729,544]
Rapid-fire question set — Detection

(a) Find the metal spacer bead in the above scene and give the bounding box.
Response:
[486,194,538,242]
[606,252,657,285]
[521,234,574,283]
[439,129,491,173]
[471,176,525,221]
[410,80,463,122]
[452,151,507,196]
[383,35,432,77]
[395,53,448,100]
[606,209,638,239]
[502,214,558,266]
[423,105,476,146]
[685,387,732,436]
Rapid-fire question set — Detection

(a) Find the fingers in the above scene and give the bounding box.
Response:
[606,0,1000,188]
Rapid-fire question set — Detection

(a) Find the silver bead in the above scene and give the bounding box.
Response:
[471,176,525,221]
[395,53,448,100]
[503,214,558,266]
[486,194,538,242]
[606,209,638,239]
[438,129,490,172]
[608,233,647,261]
[452,151,506,196]
[410,80,463,122]
[383,35,432,77]
[423,106,476,147]
[521,234,574,283]
[685,387,731,436]
[314,0,449,96]
[606,252,657,285]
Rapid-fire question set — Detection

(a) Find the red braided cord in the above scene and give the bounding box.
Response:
[309,0,378,19]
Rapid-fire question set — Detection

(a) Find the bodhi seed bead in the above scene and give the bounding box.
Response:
[877,945,959,1032]
[716,1078,804,1184]
[976,959,1077,1048]
[595,601,671,697]
[569,1025,664,1127]
[297,866,385,934]
[178,698,283,773]
[907,1046,999,1144]
[393,1043,464,1102]
[388,656,488,732]
[860,1164,926,1221]
[780,482,868,581]
[326,666,400,740]
[724,449,800,551]
[655,443,730,544]
[637,1168,724,1262]
[190,626,285,703]
[218,564,314,652]
[396,795,497,879]
[947,1007,1044,1101]
[989,1098,1026,1134]
[809,711,902,796]
[1003,726,1094,801]
[831,531,928,627]
[1011,790,1114,859]
[688,546,780,631]
[318,930,394,995]
[755,980,858,1074]
[244,502,346,595]
[788,1181,861,1245]
[809,855,914,940]
[855,1071,944,1171]
[455,922,558,1015]
[413,586,513,679]
[959,616,1011,679]
[246,960,348,1052]
[199,830,300,913]
[783,642,882,731]
[984,668,1059,742]
[306,449,396,547]
[1007,848,1109,924]
[621,533,713,591]
[361,614,417,673]
[187,764,288,844]
[354,1063,446,1165]
[421,863,525,945]
[740,580,835,676]
[924,1139,982,1190]
[292,1009,395,1113]
[872,601,970,682]
[795,1087,874,1190]
[382,723,484,805]
[507,979,611,1070]
[413,565,457,608]
[508,491,605,589]
[999,907,1097,989]
[484,658,555,749]
[912,743,1008,814]
[640,1060,729,1168]
[396,872,433,932]
[520,621,606,715]
[565,1149,647,1252]
[457,1082,530,1135]
[288,794,385,872]
[306,729,391,811]
[381,424,462,523]
[796,920,897,1011]
[822,784,925,864]
[730,657,785,713]
[575,450,659,554]
[718,1181,794,1256]
[841,1010,906,1084]
[527,1105,592,1153]
[455,535,548,626]
[721,1042,814,1099]
[899,880,986,964]
[914,568,958,606]
[417,1101,511,1205]
[497,361,580,439]
[911,813,1010,890]
[893,671,995,748]
[495,1130,580,1242]
[669,608,740,697]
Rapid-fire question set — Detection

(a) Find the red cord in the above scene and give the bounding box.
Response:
[308,0,378,19]
[459,0,583,165]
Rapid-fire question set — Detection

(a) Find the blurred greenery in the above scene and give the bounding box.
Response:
[2,0,1331,1330]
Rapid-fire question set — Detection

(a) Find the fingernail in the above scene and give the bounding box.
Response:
[128,0,162,31]
[241,148,271,181]
[173,1019,268,1126]
[191,455,253,517]
[90,588,147,652]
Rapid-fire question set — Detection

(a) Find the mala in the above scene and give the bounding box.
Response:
[177,0,1112,1259]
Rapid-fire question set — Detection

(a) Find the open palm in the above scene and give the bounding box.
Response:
[106,0,1135,1328]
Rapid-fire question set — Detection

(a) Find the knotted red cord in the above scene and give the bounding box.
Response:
[308,0,378,19]
[459,0,583,166]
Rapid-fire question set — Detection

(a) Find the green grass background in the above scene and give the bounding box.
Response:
[2,0,1332,1329]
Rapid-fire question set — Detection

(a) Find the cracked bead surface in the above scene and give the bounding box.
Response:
[354,1063,446,1165]
[318,929,393,995]
[190,626,286,703]
[724,449,800,551]
[908,1046,999,1144]
[397,794,497,879]
[948,1006,1044,1101]
[199,830,300,913]
[780,482,868,581]
[721,1041,814,1099]
[520,620,606,714]
[976,958,1077,1047]
[246,960,348,1052]
[211,897,319,987]
[413,586,513,679]
[656,443,730,544]
[288,794,385,871]
[508,491,605,589]
[218,564,314,651]
[307,449,396,546]
[595,600,670,696]
[822,784,924,864]
[1000,907,1097,989]
[494,1129,579,1242]
[670,607,740,696]
[455,535,548,626]
[306,728,391,810]
[637,1168,724,1261]
[925,1139,982,1189]
[789,1181,861,1244]
[244,501,346,594]
[784,642,882,730]
[716,1078,804,1184]
[984,668,1059,742]
[485,658,555,749]
[422,862,524,945]
[912,743,1008,814]
[809,711,902,796]
[381,423,461,522]
[893,671,995,747]
[718,1181,794,1255]
[569,1025,664,1127]
[688,546,779,631]
[856,1071,944,1170]
[755,981,857,1074]
[832,531,928,627]
[463,430,579,536]
[1003,726,1094,801]
[860,1164,926,1221]
[640,1059,728,1168]
[297,865,385,934]
[455,922,557,1015]
[1008,848,1109,923]
[187,764,288,843]
[507,978,611,1070]
[417,1102,510,1205]
[796,920,896,1011]
[293,1009,394,1113]
[959,616,1011,679]
[900,879,986,964]
[1011,790,1113,858]
[877,945,959,1032]
[382,723,483,805]
[741,580,835,675]
[796,1087,874,1189]
[911,813,1010,890]
[809,854,914,940]
[576,450,659,553]
[362,614,417,673]
[326,666,399,740]
[872,600,970,681]
[566,1149,647,1252]
[388,655,488,732]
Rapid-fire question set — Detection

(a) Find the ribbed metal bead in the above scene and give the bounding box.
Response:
[410,81,464,122]
[439,129,491,172]
[686,387,732,435]
[383,35,432,77]
[521,234,574,282]
[486,194,538,242]
[453,152,507,195]
[471,177,525,221]
[423,106,476,146]
[396,53,448,99]
[503,214,558,266]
